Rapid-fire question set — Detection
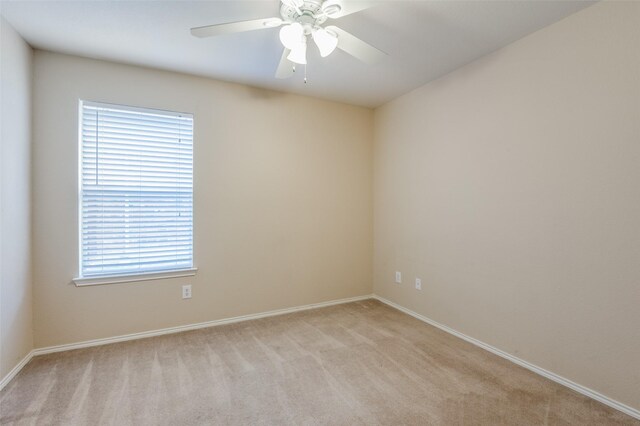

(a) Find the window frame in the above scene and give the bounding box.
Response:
[73,100,196,286]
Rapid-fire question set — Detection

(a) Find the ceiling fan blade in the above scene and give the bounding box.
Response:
[191,17,282,38]
[275,48,295,79]
[325,26,387,64]
[328,1,376,19]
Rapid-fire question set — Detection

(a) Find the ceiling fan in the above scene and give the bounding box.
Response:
[190,0,387,80]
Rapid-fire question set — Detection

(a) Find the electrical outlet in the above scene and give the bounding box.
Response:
[415,278,422,290]
[395,271,402,284]
[182,284,192,299]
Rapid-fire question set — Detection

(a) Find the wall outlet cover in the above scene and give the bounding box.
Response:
[182,284,192,299]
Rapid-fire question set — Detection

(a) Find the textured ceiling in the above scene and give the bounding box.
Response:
[0,0,595,107]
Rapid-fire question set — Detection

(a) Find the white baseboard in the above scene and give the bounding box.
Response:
[3,293,638,421]
[0,294,372,390]
[32,294,373,356]
[0,350,35,391]
[372,294,640,421]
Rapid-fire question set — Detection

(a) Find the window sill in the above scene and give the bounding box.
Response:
[73,268,198,287]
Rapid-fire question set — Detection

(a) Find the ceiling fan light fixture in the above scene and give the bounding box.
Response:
[287,37,308,64]
[279,23,304,50]
[313,28,338,57]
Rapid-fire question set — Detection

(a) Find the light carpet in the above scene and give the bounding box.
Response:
[1,300,637,425]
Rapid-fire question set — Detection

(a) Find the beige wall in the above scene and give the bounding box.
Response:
[32,51,373,348]
[9,0,640,414]
[374,1,640,411]
[0,17,34,380]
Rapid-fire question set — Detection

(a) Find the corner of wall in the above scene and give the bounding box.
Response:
[0,14,35,384]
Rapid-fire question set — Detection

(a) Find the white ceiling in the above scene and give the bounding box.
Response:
[1,0,594,108]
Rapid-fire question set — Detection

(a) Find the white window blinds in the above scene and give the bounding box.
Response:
[80,101,193,278]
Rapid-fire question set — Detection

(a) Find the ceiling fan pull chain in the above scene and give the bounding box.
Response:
[304,64,307,84]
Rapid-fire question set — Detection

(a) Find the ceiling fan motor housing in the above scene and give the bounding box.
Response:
[280,0,341,29]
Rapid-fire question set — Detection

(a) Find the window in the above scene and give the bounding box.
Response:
[76,101,194,284]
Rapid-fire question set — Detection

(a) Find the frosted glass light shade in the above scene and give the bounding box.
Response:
[287,38,307,64]
[279,23,304,50]
[313,28,338,57]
